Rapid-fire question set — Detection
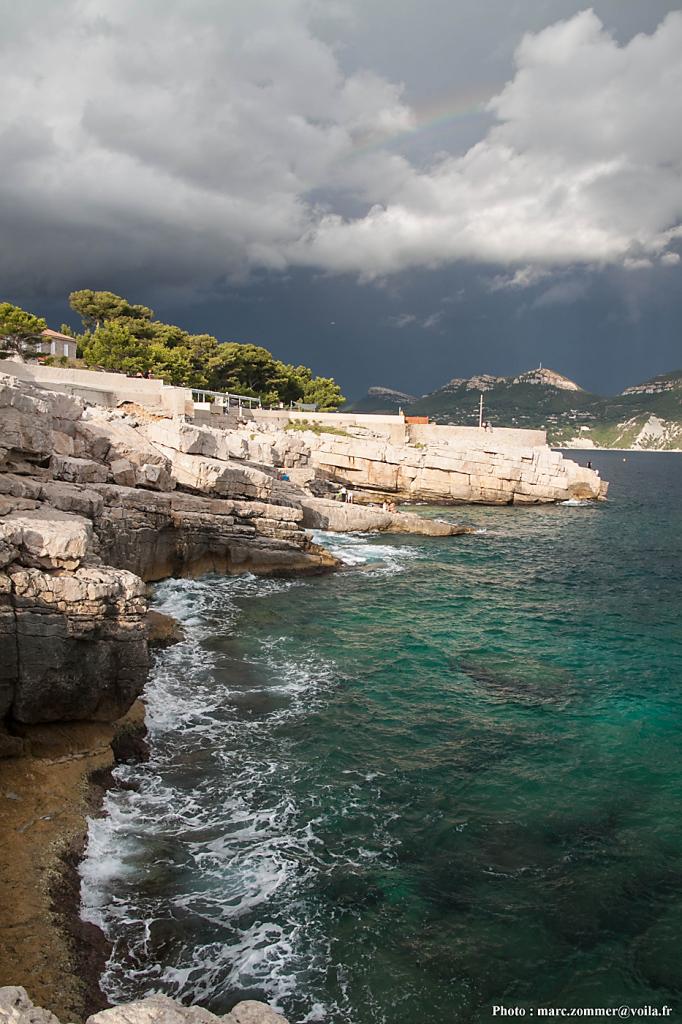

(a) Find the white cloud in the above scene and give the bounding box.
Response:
[389,313,418,328]
[389,310,443,329]
[1,3,681,291]
[422,311,443,329]
[0,0,413,290]
[295,10,682,276]
[487,267,551,291]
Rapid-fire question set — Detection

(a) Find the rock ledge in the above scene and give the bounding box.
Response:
[0,989,288,1024]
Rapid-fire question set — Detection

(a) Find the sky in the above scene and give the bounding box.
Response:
[2,0,681,399]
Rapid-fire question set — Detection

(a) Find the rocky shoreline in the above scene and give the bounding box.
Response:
[0,987,289,1024]
[0,705,145,1021]
[0,370,607,1022]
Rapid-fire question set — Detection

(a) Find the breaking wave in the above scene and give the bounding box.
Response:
[80,573,396,1022]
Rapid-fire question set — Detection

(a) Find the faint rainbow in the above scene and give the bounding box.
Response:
[347,86,496,158]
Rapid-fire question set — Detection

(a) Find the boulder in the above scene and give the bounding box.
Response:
[0,991,288,1024]
[0,508,92,570]
[109,458,137,487]
[0,986,61,1024]
[0,378,52,461]
[87,997,219,1024]
[51,454,110,485]
[76,412,175,489]
[135,462,174,491]
[84,996,288,1024]
[151,447,282,502]
[51,430,75,456]
[227,1002,289,1024]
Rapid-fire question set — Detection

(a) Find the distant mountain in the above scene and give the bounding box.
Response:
[347,385,418,413]
[349,367,682,450]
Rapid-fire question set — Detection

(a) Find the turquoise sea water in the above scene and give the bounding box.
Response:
[81,452,682,1022]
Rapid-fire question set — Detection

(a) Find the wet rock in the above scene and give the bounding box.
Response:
[147,609,185,647]
[110,709,149,765]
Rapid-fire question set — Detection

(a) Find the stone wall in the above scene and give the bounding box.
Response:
[407,423,547,448]
[0,360,193,417]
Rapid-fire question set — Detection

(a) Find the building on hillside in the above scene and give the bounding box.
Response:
[34,328,78,360]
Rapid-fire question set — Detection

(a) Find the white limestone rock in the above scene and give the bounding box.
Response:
[84,996,288,1024]
[299,496,470,536]
[0,508,92,570]
[152,446,282,502]
[0,378,53,461]
[109,458,138,487]
[0,986,61,1024]
[76,412,175,489]
[142,420,249,462]
[0,990,290,1024]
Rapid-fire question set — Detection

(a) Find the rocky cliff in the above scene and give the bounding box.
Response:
[0,375,338,747]
[143,418,606,505]
[0,374,342,1022]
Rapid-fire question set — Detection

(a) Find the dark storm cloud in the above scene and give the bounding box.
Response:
[1,1,681,394]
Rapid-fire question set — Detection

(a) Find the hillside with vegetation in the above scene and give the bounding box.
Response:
[349,367,682,449]
[0,291,345,410]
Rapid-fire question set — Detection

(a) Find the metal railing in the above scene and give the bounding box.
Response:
[291,401,319,412]
[191,388,262,409]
